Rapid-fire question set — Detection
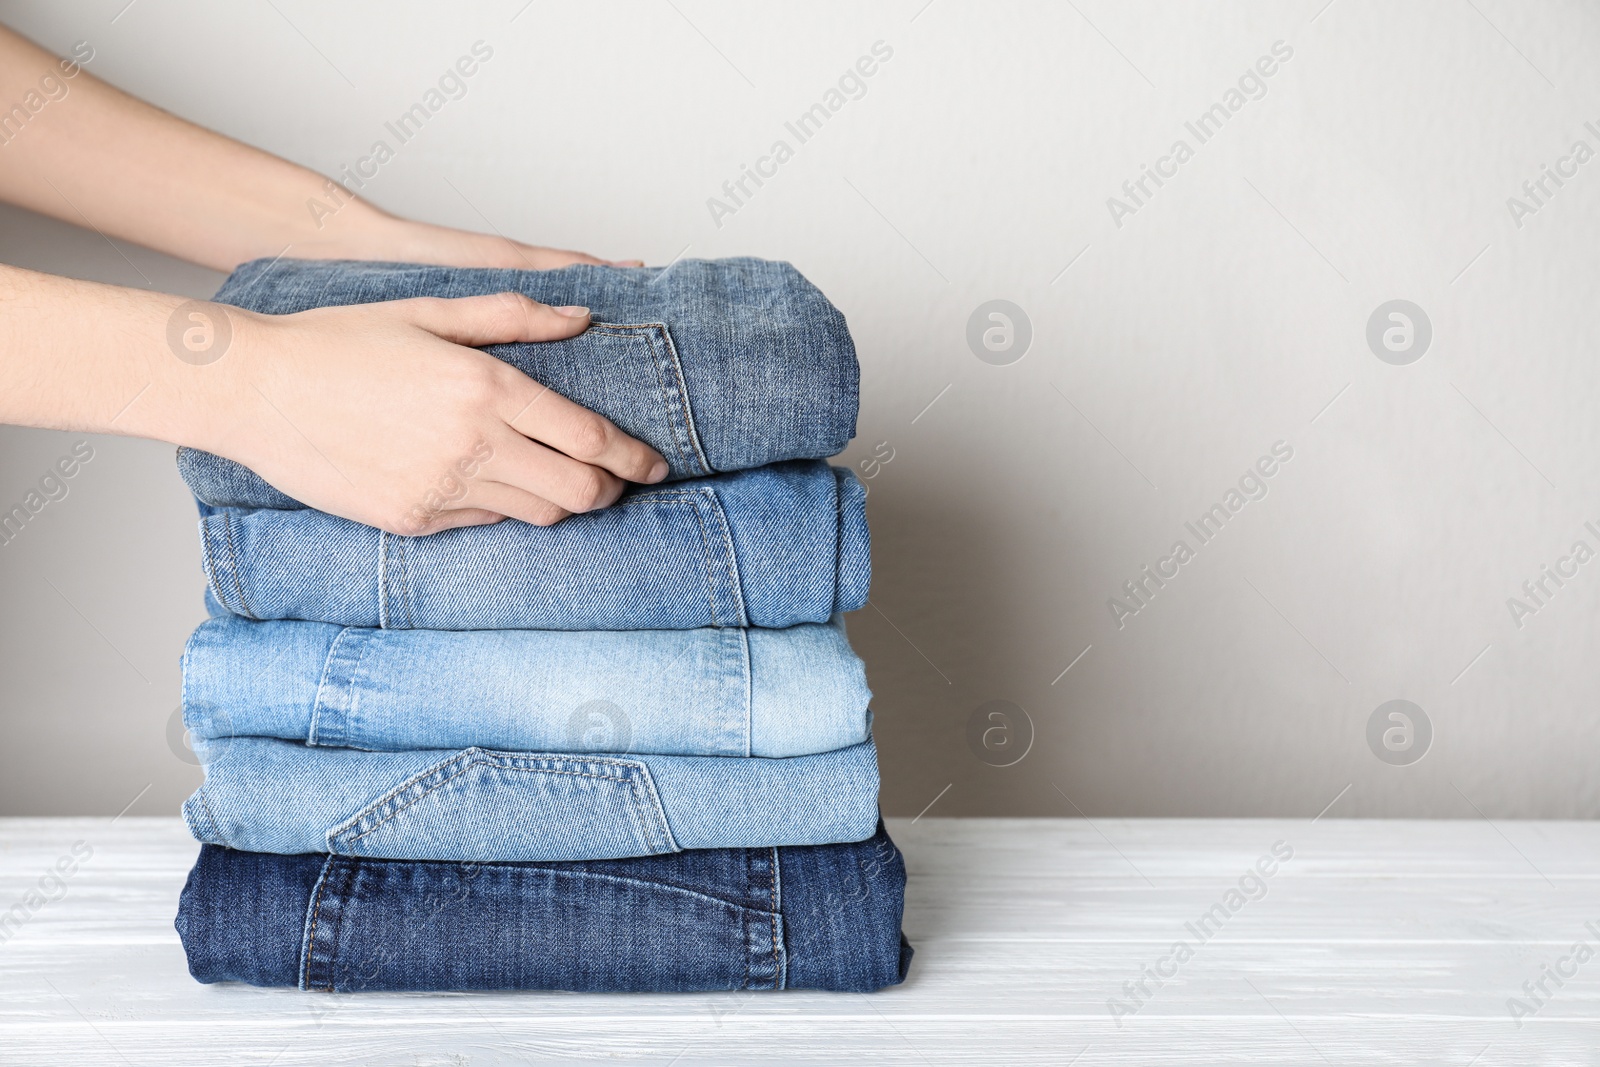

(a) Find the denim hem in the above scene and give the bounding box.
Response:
[710,626,754,758]
[689,488,748,628]
[298,854,353,992]
[833,467,871,613]
[199,512,257,619]
[377,530,415,630]
[180,791,224,848]
[896,933,915,983]
[744,846,785,989]
[306,626,371,748]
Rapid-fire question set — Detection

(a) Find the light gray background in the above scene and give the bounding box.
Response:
[2,0,1597,819]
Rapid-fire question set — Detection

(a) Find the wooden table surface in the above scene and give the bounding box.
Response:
[1,816,1595,1064]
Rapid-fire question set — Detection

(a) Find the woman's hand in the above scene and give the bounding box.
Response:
[295,211,647,272]
[0,25,664,535]
[0,27,646,275]
[0,267,667,535]
[210,293,667,535]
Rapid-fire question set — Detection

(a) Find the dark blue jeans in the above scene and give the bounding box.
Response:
[178,257,859,510]
[176,822,912,993]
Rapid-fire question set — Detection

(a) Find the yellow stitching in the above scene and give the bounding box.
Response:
[340,759,649,848]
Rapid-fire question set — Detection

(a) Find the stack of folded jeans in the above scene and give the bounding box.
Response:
[170,258,912,993]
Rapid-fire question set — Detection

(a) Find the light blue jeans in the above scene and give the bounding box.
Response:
[183,614,870,758]
[183,734,881,861]
[198,462,868,630]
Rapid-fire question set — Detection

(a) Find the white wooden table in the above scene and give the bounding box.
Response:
[1,817,1596,1064]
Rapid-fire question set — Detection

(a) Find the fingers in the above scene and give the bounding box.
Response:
[513,246,607,268]
[393,292,592,347]
[476,431,630,516]
[464,479,574,528]
[499,378,668,485]
[419,508,506,534]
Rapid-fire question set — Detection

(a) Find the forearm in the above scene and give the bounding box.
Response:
[0,26,396,271]
[0,263,228,445]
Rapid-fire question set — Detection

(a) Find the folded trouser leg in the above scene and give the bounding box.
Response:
[183,735,883,862]
[177,257,860,509]
[174,822,911,993]
[182,616,871,759]
[197,462,869,630]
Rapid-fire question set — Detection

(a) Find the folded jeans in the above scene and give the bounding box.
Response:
[183,613,869,758]
[184,734,882,861]
[197,461,868,630]
[175,822,912,993]
[178,257,859,509]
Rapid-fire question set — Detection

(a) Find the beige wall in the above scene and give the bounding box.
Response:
[3,0,1598,818]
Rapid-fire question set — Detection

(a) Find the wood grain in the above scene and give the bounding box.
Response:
[1,817,1595,1064]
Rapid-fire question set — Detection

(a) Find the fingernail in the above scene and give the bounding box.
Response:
[646,460,668,483]
[556,305,590,318]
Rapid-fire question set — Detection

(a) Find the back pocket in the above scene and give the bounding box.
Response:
[326,749,677,861]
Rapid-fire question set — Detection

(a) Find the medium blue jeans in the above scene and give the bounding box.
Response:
[175,823,912,993]
[198,461,869,630]
[183,614,870,758]
[184,734,881,861]
[178,257,859,510]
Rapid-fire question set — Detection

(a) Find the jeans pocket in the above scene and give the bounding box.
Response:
[325,748,678,861]
[304,859,784,993]
[490,321,714,481]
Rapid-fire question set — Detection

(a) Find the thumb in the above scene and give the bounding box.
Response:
[391,292,591,347]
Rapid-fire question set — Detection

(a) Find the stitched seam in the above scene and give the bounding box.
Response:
[489,867,759,910]
[739,629,753,758]
[300,859,336,991]
[621,774,656,855]
[633,326,697,472]
[213,512,255,618]
[647,321,713,474]
[221,511,253,616]
[581,323,697,472]
[683,497,723,626]
[362,750,651,803]
[703,488,749,628]
[336,624,377,748]
[770,847,781,981]
[618,762,676,854]
[609,490,718,506]
[196,521,227,614]
[396,535,415,630]
[307,627,358,745]
[376,531,390,630]
[770,847,781,913]
[187,787,225,846]
[340,760,643,847]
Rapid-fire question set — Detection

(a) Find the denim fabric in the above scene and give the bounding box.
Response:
[183,614,870,758]
[197,461,869,630]
[174,822,912,993]
[183,734,881,861]
[177,257,859,510]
